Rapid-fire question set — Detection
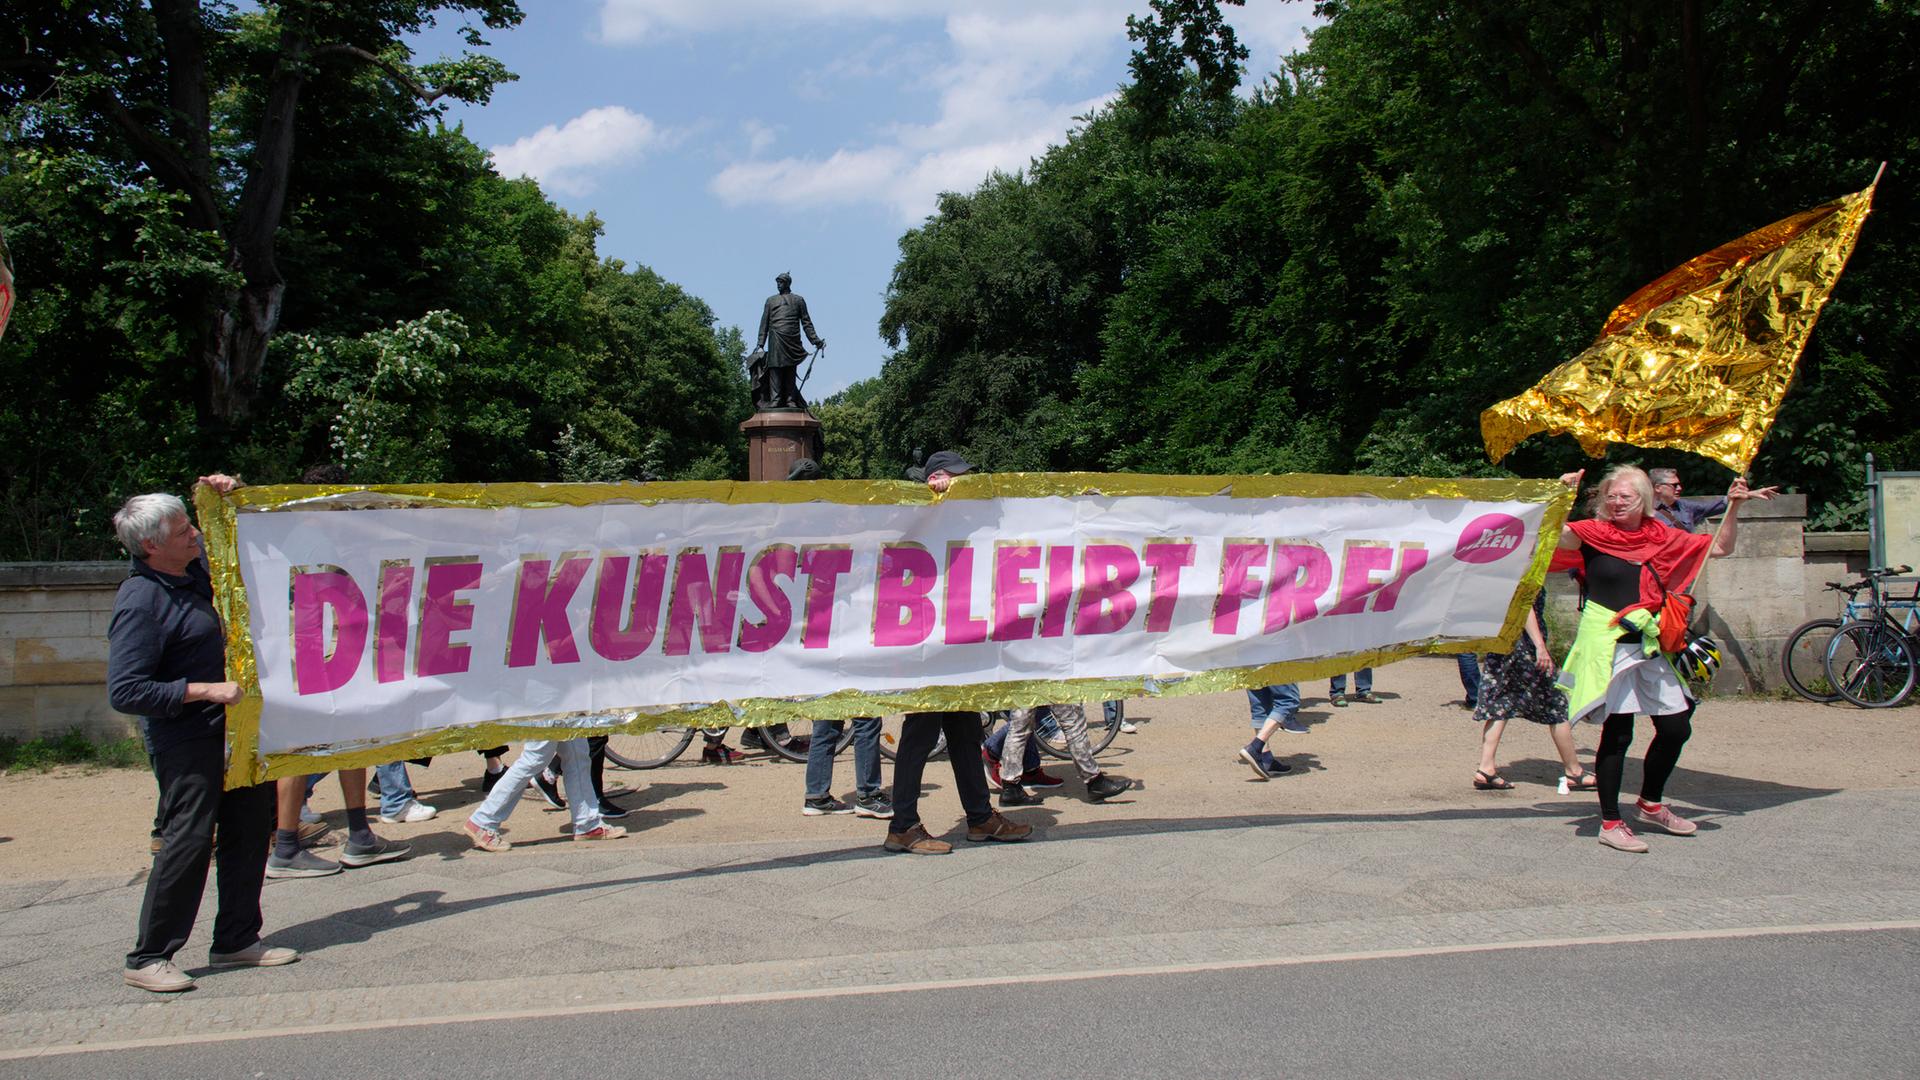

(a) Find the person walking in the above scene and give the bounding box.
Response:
[1552,465,1768,852]
[884,451,1031,854]
[1468,592,1591,792]
[110,478,298,993]
[464,737,627,851]
[1239,684,1303,779]
[995,704,1130,806]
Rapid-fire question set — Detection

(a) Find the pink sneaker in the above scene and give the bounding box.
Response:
[1598,822,1649,853]
[1635,802,1698,836]
[463,818,511,852]
[573,824,628,842]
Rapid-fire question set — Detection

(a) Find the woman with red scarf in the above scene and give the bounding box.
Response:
[1551,465,1771,853]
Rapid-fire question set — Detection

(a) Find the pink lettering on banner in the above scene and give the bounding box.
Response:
[664,547,746,656]
[1039,545,1076,638]
[1371,543,1429,611]
[943,543,990,645]
[991,542,1042,641]
[416,558,482,678]
[1075,544,1140,635]
[507,552,593,667]
[1211,541,1270,634]
[1264,542,1332,632]
[1454,514,1526,563]
[874,544,938,647]
[799,547,854,649]
[588,552,668,662]
[739,545,798,653]
[291,566,369,695]
[1328,541,1394,616]
[1140,542,1194,633]
[373,560,413,683]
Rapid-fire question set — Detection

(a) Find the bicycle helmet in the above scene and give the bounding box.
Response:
[1677,635,1722,685]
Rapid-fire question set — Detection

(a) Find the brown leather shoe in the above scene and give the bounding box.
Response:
[966,811,1033,843]
[882,823,952,854]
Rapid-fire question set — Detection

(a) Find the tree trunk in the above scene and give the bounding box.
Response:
[203,31,307,423]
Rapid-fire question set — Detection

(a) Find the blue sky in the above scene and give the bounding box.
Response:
[410,2,1319,398]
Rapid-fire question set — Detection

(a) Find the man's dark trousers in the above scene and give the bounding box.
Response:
[889,711,993,833]
[127,735,275,969]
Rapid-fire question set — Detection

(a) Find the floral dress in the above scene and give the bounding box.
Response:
[1472,592,1567,726]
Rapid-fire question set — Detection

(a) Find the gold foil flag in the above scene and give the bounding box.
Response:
[1482,177,1878,472]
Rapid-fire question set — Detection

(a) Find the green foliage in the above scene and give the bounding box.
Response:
[873,0,1918,516]
[0,13,750,557]
[280,310,463,482]
[0,729,146,773]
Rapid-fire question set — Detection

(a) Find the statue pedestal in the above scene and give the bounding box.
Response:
[740,409,822,481]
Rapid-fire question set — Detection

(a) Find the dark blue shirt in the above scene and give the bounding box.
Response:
[1652,496,1726,533]
[107,557,226,753]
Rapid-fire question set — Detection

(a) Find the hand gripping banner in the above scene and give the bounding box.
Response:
[197,474,1573,786]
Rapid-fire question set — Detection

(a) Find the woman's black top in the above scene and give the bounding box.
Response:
[1580,544,1643,644]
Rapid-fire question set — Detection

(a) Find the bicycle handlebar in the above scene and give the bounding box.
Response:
[1867,565,1914,577]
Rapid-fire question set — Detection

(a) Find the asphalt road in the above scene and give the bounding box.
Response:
[14,928,1915,1080]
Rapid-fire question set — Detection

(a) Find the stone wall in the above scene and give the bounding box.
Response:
[0,511,1877,739]
[0,562,138,742]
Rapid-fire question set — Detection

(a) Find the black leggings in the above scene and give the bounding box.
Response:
[1595,707,1694,819]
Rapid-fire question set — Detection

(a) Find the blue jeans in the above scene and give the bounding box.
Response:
[1330,668,1373,696]
[1247,684,1300,728]
[1456,654,1482,705]
[471,738,601,834]
[805,717,882,799]
[983,712,1042,772]
[374,761,417,818]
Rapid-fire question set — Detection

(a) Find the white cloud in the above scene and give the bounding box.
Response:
[711,146,907,208]
[489,106,661,197]
[599,0,911,43]
[607,1,1323,220]
[741,119,778,156]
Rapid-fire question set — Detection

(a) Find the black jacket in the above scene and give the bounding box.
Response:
[107,557,226,753]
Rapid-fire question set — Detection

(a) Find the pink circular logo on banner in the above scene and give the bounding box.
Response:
[1454,514,1526,564]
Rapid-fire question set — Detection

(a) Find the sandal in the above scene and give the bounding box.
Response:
[1473,770,1513,791]
[1562,770,1598,791]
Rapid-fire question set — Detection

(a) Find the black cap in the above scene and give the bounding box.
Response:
[785,458,821,481]
[922,450,973,478]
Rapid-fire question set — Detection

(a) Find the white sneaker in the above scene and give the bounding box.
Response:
[1118,720,1138,734]
[299,804,323,825]
[124,959,194,993]
[377,800,438,824]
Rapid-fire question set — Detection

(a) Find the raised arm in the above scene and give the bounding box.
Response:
[1557,469,1585,549]
[1709,477,1766,558]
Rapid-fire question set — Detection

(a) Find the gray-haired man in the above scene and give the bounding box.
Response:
[109,477,298,993]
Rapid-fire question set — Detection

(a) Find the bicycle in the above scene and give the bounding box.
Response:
[604,724,731,769]
[1821,564,1920,708]
[1780,577,1871,703]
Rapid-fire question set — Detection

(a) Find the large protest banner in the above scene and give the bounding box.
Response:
[197,473,1572,785]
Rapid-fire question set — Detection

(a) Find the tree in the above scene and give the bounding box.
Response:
[1,0,522,425]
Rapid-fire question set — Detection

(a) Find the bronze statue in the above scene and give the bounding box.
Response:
[752,271,825,410]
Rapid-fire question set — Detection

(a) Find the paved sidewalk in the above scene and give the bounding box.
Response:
[5,779,1919,1058]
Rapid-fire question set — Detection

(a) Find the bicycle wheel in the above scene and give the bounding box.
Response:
[603,725,697,769]
[760,720,854,763]
[1037,700,1123,760]
[1824,620,1919,708]
[1779,618,1843,703]
[878,714,941,762]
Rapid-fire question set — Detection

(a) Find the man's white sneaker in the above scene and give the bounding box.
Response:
[207,941,301,968]
[377,800,438,824]
[123,960,194,993]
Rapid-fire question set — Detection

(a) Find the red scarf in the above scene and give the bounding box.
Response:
[1548,517,1714,617]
